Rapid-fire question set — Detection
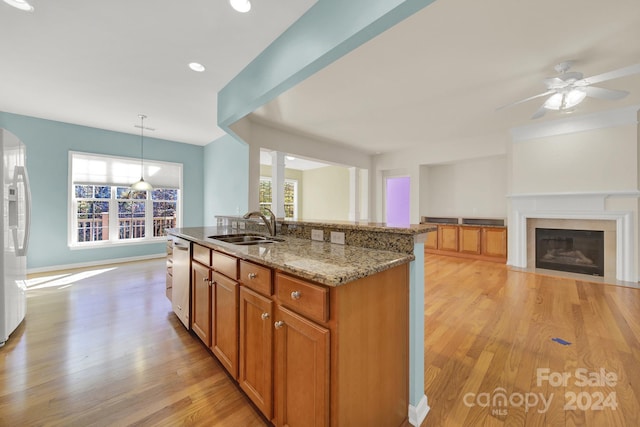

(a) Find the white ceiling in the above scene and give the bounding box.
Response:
[0,0,316,145]
[253,0,640,154]
[2,0,639,153]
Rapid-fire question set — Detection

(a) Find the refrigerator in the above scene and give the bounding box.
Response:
[0,128,31,347]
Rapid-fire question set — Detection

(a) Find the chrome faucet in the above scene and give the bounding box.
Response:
[243,207,277,236]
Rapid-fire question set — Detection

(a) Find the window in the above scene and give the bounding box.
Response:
[259,177,297,220]
[69,152,182,247]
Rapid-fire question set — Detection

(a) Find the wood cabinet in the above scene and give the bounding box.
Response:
[482,227,508,258]
[459,226,481,255]
[172,236,410,426]
[211,271,239,379]
[239,286,273,419]
[274,305,329,427]
[425,228,438,249]
[438,224,459,252]
[426,224,508,263]
[191,260,212,346]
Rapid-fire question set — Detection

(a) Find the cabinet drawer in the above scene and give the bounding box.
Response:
[239,260,272,296]
[275,273,329,323]
[193,243,211,266]
[213,250,238,279]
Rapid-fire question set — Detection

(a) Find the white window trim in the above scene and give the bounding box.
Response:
[68,151,183,249]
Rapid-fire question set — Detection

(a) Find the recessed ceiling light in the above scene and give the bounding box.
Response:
[285,156,296,161]
[188,62,206,72]
[3,0,34,11]
[229,0,251,13]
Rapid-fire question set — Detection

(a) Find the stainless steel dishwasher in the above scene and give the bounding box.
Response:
[171,236,191,329]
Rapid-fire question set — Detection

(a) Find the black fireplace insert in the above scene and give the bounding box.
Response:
[535,228,604,276]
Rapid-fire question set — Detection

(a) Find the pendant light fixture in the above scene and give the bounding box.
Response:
[130,114,153,192]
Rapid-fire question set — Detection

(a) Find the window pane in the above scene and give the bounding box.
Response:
[152,189,178,201]
[284,204,294,219]
[76,201,109,242]
[118,201,146,239]
[259,180,272,204]
[95,186,111,198]
[116,187,131,199]
[75,185,93,199]
[153,201,177,237]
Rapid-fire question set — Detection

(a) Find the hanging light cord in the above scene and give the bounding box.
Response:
[138,114,146,179]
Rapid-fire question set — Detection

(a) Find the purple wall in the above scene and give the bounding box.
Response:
[386,176,410,226]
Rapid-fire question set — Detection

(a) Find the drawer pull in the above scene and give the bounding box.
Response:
[202,277,208,283]
[261,312,270,320]
[274,320,284,329]
[248,272,257,279]
[290,290,301,300]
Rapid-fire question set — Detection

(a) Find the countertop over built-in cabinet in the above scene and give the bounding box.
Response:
[165,221,434,427]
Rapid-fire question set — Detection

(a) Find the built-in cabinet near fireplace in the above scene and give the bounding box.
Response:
[535,228,604,276]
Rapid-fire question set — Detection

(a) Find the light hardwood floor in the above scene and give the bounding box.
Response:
[1,256,639,426]
[422,255,640,426]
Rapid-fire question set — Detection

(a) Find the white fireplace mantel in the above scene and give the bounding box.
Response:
[508,192,637,283]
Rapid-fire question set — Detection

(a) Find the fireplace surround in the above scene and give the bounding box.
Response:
[508,192,637,283]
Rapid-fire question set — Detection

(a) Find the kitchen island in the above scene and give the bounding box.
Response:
[166,220,433,427]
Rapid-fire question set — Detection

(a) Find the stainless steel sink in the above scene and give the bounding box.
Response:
[208,233,284,245]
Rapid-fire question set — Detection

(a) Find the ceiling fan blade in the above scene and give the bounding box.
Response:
[543,77,568,89]
[577,63,640,85]
[496,90,555,111]
[584,86,629,100]
[531,104,547,119]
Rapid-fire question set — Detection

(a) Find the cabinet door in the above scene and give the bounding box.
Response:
[239,286,274,419]
[191,261,212,346]
[482,227,507,258]
[425,228,438,249]
[459,227,481,254]
[274,306,329,427]
[211,271,239,379]
[438,225,459,252]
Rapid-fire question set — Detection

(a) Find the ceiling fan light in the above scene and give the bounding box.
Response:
[564,89,587,109]
[229,0,251,13]
[544,93,563,110]
[3,0,34,11]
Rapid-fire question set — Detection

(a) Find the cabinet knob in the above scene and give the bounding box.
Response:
[274,320,284,329]
[290,290,301,300]
[248,272,257,279]
[261,312,270,320]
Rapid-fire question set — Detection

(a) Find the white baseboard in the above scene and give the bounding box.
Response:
[408,394,430,426]
[27,253,165,274]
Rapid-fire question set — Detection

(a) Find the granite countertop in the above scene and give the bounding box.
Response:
[168,226,415,287]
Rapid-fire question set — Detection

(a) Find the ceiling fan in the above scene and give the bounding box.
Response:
[498,61,640,119]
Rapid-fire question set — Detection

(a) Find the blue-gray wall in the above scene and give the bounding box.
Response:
[0,111,204,270]
[203,134,248,224]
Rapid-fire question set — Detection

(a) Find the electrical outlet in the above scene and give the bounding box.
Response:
[311,229,324,241]
[239,222,246,230]
[231,221,238,229]
[330,231,345,245]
